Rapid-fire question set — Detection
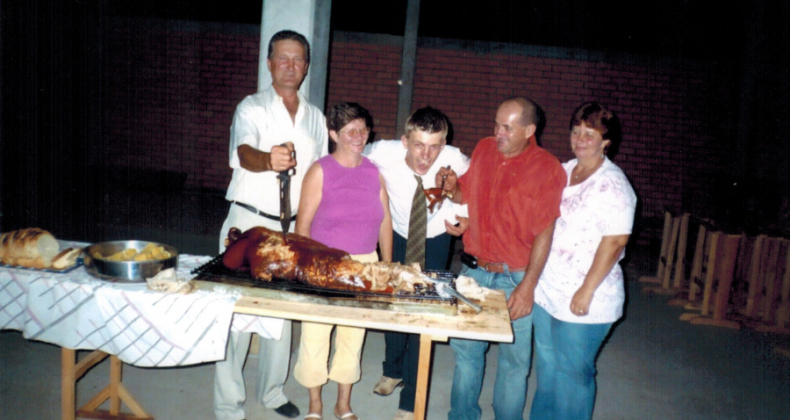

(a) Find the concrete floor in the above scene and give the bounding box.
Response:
[2,189,790,419]
[2,257,790,420]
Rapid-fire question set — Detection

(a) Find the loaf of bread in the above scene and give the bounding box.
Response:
[0,228,60,269]
[52,247,82,270]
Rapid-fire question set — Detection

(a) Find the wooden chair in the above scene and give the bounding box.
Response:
[639,211,673,284]
[668,220,706,306]
[760,239,788,323]
[669,223,707,307]
[642,213,690,295]
[680,230,719,317]
[670,213,691,289]
[683,233,742,329]
[742,236,782,318]
[755,238,790,334]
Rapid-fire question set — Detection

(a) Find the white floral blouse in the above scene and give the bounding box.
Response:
[534,157,637,324]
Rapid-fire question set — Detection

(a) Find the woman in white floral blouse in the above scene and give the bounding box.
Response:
[530,102,637,420]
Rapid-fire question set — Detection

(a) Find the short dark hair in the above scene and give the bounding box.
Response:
[267,30,311,64]
[570,102,622,156]
[404,106,449,140]
[327,102,373,133]
[503,97,547,140]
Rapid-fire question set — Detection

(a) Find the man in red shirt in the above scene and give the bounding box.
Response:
[438,97,566,420]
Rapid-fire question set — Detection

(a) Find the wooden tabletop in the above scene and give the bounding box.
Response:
[230,288,514,343]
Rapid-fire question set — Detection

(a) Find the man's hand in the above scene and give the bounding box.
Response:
[270,142,296,172]
[507,281,535,320]
[506,221,555,320]
[436,167,461,203]
[444,216,469,237]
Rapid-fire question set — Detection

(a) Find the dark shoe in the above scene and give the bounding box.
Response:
[275,401,300,418]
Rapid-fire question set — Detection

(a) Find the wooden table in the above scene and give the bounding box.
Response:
[229,289,514,420]
[3,255,511,420]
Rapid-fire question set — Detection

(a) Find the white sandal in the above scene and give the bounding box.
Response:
[335,412,358,420]
[305,414,323,420]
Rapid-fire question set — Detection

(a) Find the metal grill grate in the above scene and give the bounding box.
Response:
[191,254,455,302]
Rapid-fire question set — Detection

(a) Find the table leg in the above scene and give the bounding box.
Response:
[62,348,76,420]
[60,348,153,420]
[414,334,448,420]
[110,355,122,415]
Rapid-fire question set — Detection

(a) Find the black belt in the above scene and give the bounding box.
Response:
[230,201,296,222]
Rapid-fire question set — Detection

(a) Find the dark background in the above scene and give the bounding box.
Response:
[1,0,788,244]
[116,0,744,62]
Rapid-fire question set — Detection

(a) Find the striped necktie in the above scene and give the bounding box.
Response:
[405,175,427,269]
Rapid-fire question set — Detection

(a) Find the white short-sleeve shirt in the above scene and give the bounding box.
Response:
[224,86,328,216]
[534,157,637,324]
[364,140,470,239]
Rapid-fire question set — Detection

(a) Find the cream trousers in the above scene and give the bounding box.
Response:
[294,251,378,388]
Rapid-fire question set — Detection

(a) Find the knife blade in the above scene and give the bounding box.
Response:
[277,145,296,241]
[420,273,482,313]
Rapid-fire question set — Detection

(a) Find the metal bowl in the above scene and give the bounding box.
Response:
[83,240,178,283]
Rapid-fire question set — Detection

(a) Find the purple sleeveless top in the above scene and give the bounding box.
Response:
[311,155,384,254]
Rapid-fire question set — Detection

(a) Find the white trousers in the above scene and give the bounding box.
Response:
[214,205,294,420]
[213,327,293,420]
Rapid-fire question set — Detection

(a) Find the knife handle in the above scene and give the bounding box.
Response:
[278,143,296,176]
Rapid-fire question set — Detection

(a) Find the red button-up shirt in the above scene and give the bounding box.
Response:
[459,137,566,269]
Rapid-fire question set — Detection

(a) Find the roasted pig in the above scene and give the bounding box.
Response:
[222,226,426,293]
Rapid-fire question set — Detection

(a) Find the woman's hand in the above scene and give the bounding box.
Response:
[570,234,631,317]
[570,284,596,316]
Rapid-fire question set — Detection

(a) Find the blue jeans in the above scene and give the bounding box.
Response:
[529,304,612,420]
[448,265,533,420]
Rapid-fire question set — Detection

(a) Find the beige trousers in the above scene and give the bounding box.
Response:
[294,251,378,388]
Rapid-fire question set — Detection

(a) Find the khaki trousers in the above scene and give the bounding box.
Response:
[294,251,378,388]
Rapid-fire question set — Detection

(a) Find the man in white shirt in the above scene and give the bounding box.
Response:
[216,30,328,420]
[363,106,470,420]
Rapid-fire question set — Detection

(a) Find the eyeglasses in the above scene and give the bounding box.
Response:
[339,128,370,138]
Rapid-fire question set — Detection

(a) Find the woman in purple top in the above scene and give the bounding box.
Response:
[295,102,392,420]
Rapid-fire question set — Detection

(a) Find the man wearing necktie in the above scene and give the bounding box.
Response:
[363,106,470,420]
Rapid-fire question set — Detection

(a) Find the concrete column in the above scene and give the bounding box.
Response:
[395,0,421,138]
[258,0,331,111]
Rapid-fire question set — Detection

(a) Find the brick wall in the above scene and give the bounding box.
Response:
[102,22,734,245]
[104,20,259,191]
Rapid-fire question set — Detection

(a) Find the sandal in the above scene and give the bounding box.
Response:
[305,414,323,420]
[334,412,358,420]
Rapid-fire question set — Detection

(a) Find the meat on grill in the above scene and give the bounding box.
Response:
[221,226,426,293]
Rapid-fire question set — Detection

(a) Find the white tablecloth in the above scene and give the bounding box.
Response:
[0,253,284,367]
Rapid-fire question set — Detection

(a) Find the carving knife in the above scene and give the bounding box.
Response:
[277,146,296,241]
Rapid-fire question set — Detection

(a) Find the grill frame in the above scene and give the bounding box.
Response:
[191,254,457,303]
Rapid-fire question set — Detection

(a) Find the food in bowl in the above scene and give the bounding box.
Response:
[84,240,178,282]
[93,243,172,262]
